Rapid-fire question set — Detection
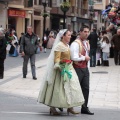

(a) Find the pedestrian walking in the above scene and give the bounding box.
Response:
[88,28,99,67]
[9,32,19,57]
[38,29,84,115]
[111,28,120,65]
[101,36,111,66]
[47,31,55,49]
[42,33,48,53]
[96,37,101,66]
[70,26,94,115]
[0,28,7,79]
[20,25,38,80]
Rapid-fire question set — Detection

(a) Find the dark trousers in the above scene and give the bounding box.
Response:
[23,54,36,77]
[0,59,4,78]
[74,67,89,108]
[114,49,120,65]
[89,48,96,67]
[110,47,114,58]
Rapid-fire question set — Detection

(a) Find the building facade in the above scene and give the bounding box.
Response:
[93,0,111,30]
[0,0,51,38]
[0,0,94,37]
[51,0,90,32]
[0,0,9,29]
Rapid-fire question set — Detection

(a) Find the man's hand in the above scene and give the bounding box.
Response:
[85,56,90,61]
[21,52,25,56]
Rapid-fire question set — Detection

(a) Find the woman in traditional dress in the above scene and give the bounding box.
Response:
[47,31,55,49]
[38,29,84,115]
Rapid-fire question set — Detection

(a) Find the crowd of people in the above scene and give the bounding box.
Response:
[88,23,120,67]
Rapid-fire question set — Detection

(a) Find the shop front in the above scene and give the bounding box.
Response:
[8,9,31,38]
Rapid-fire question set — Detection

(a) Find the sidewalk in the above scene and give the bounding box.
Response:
[0,57,120,110]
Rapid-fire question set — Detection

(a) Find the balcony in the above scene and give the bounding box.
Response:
[94,0,105,10]
[8,0,24,8]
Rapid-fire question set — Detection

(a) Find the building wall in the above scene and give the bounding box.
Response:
[7,0,52,38]
[16,17,25,38]
[0,4,8,29]
[93,0,109,30]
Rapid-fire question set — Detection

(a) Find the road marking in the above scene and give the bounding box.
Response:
[1,111,48,115]
[0,111,68,115]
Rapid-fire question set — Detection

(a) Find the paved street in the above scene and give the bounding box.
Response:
[0,50,120,120]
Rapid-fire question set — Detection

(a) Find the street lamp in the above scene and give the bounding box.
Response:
[42,0,48,35]
[89,0,94,29]
[60,0,70,29]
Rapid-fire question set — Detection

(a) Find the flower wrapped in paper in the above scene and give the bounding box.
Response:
[60,59,72,82]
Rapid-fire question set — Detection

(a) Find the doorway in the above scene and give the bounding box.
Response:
[34,20,40,36]
[8,17,16,30]
[25,18,29,33]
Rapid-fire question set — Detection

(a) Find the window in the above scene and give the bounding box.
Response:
[34,0,37,5]
[95,0,102,3]
[28,0,33,7]
[39,0,42,5]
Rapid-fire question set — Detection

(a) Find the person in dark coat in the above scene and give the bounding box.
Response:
[0,28,7,79]
[20,25,39,80]
[19,33,24,45]
[111,28,120,65]
[88,28,99,67]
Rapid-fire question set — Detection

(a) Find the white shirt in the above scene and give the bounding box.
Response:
[101,41,111,53]
[70,42,86,61]
[44,36,47,40]
[13,35,18,43]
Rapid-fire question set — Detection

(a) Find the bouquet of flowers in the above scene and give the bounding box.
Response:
[60,59,72,82]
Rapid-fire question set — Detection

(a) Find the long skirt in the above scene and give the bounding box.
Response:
[47,38,55,49]
[38,66,84,108]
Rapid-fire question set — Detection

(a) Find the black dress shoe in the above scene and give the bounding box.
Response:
[33,77,37,80]
[58,108,63,112]
[23,75,26,78]
[0,76,3,79]
[81,107,94,115]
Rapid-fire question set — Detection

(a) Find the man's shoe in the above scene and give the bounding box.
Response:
[0,76,3,79]
[81,107,94,115]
[58,108,63,112]
[23,75,26,78]
[33,77,37,80]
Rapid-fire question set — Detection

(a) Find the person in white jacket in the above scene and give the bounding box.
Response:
[101,36,111,66]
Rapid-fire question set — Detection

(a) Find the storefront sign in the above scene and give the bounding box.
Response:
[8,9,26,18]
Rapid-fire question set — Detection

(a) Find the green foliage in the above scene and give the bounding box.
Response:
[42,13,50,17]
[60,0,71,8]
